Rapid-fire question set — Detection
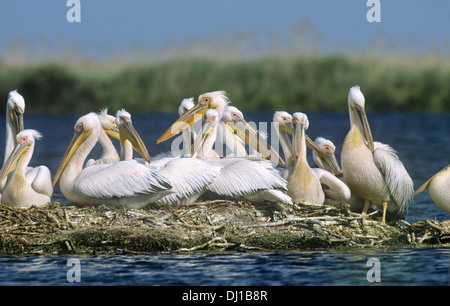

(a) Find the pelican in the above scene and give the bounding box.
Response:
[157,91,286,167]
[115,109,221,206]
[341,86,414,223]
[1,90,26,198]
[415,165,450,214]
[286,112,350,205]
[52,113,172,208]
[85,108,120,167]
[0,129,52,207]
[192,109,292,204]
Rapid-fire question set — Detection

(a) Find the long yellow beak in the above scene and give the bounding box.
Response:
[119,121,151,163]
[283,122,318,153]
[52,129,92,188]
[0,142,29,182]
[293,123,303,159]
[355,106,374,153]
[9,109,24,135]
[157,103,208,144]
[191,120,217,158]
[105,126,120,140]
[226,119,287,167]
[319,151,342,175]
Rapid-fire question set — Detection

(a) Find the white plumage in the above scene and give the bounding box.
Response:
[0,129,52,207]
[341,86,414,223]
[415,165,450,214]
[52,112,172,208]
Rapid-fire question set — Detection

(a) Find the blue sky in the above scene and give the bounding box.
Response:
[0,0,449,60]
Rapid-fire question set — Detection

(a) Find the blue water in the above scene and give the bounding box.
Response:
[0,249,448,286]
[0,111,449,286]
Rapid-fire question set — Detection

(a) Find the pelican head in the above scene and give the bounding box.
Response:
[178,98,195,116]
[273,111,294,135]
[7,90,25,135]
[292,112,320,159]
[157,91,229,144]
[191,109,220,157]
[0,129,42,182]
[52,113,99,188]
[348,86,374,153]
[115,109,151,163]
[99,108,120,140]
[313,137,342,175]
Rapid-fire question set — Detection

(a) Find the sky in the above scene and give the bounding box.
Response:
[0,0,449,61]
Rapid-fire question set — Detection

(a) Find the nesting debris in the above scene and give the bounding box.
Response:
[0,201,448,255]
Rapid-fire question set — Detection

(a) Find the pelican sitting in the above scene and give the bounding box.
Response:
[115,109,221,206]
[415,165,450,215]
[0,129,52,207]
[286,112,350,204]
[192,109,292,204]
[52,113,172,208]
[85,108,120,167]
[341,86,414,223]
[157,91,286,167]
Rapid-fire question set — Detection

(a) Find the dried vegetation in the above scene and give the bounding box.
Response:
[0,201,449,255]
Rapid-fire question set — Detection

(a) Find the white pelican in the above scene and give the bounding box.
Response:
[157,91,286,167]
[52,113,172,208]
[415,165,450,214]
[1,90,26,198]
[0,129,52,207]
[192,109,292,204]
[286,112,350,205]
[341,86,414,223]
[115,109,221,206]
[85,108,120,167]
[4,90,25,164]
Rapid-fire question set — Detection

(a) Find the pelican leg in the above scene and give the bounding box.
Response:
[381,201,387,224]
[362,199,371,215]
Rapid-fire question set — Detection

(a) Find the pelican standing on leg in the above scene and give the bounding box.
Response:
[115,109,221,206]
[0,130,52,207]
[341,86,414,223]
[52,113,172,208]
[415,165,450,214]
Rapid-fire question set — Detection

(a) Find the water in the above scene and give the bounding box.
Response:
[0,249,448,286]
[0,111,449,286]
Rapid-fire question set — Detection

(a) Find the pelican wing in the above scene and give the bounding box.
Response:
[207,159,287,197]
[312,168,351,203]
[28,166,53,198]
[373,142,414,211]
[74,160,172,199]
[153,157,221,205]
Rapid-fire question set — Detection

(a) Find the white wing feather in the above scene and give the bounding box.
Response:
[373,142,414,212]
[311,168,351,203]
[206,158,288,197]
[153,157,221,205]
[74,160,172,199]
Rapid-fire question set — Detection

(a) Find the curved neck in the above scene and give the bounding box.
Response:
[120,139,133,161]
[99,129,119,160]
[4,111,15,165]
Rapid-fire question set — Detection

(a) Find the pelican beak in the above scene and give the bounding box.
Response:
[227,119,287,167]
[157,103,209,144]
[319,151,342,175]
[105,126,120,140]
[9,108,24,135]
[283,121,317,153]
[293,122,303,159]
[355,105,374,153]
[191,119,217,158]
[119,121,151,163]
[0,142,30,182]
[52,129,92,188]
